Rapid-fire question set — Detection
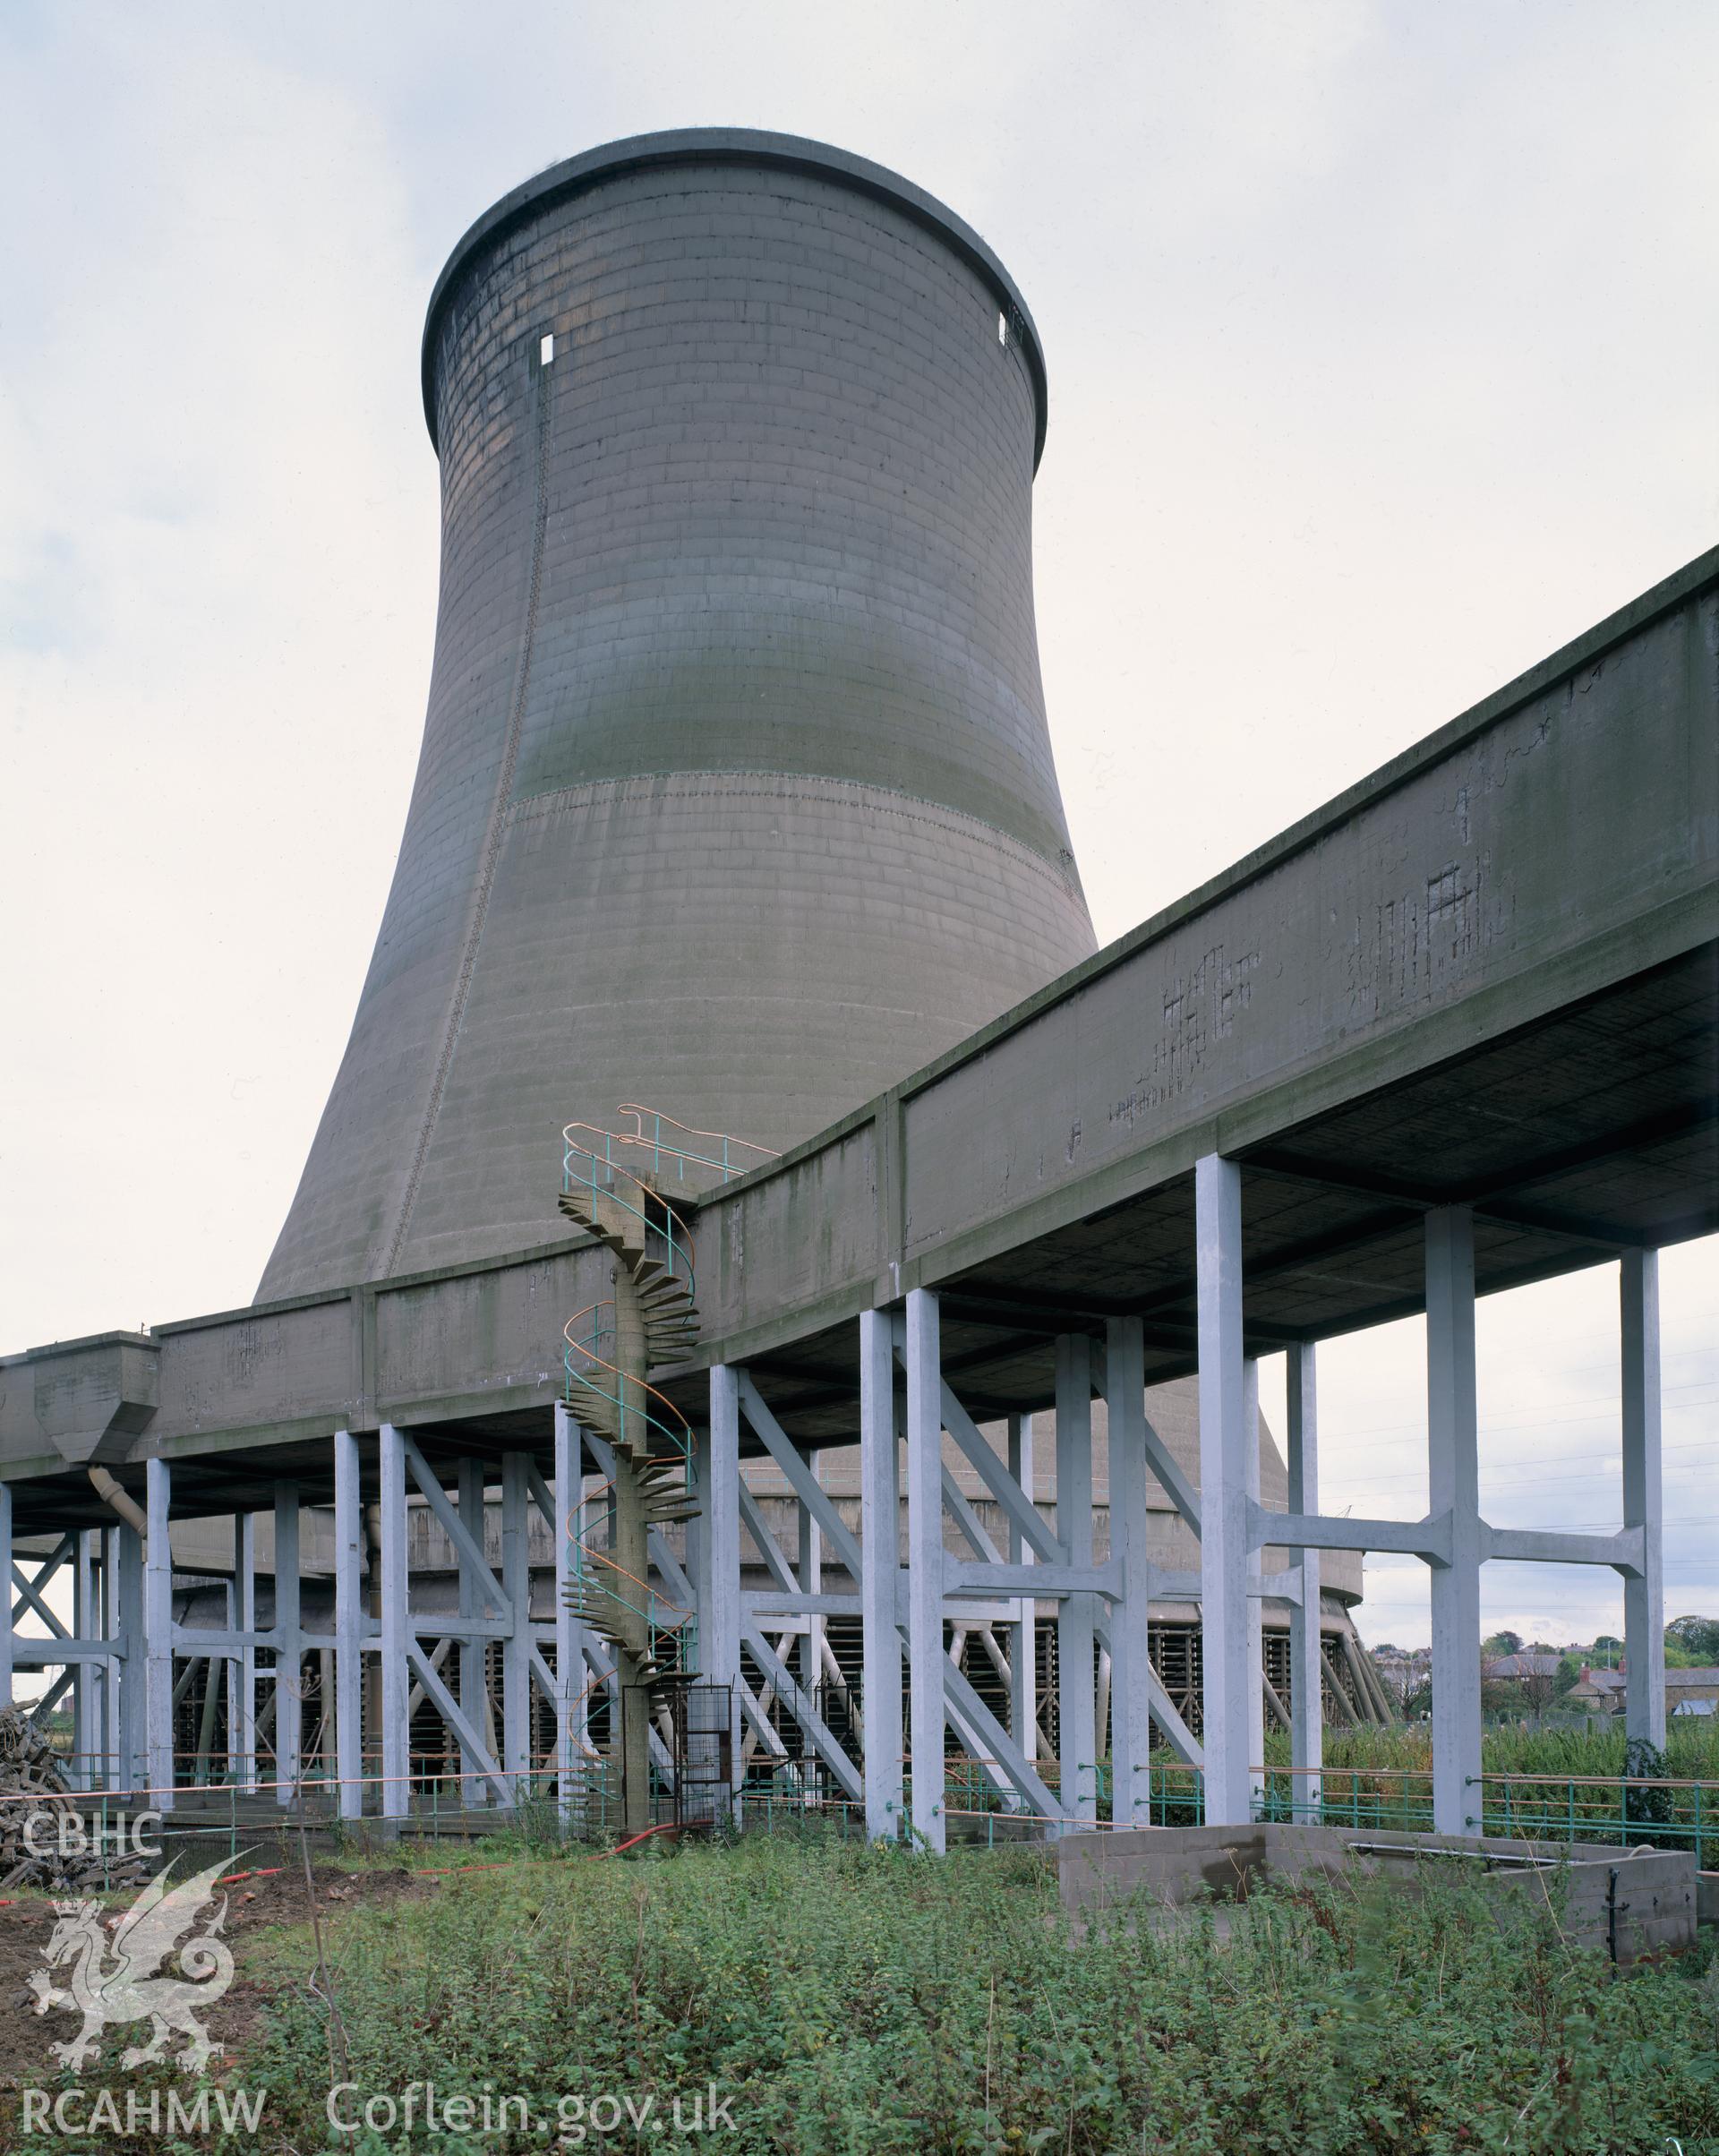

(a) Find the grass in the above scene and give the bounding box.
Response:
[13,1824,1704,2155]
[1257,1722,1719,1861]
[1292,1723,1719,1781]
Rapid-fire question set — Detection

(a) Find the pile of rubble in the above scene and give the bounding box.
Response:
[0,1707,150,1894]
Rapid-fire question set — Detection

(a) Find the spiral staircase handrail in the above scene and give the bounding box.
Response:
[613,1102,780,1185]
[562,1304,695,1464]
[560,1122,697,1295]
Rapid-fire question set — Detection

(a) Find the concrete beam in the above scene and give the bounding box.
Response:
[1484,1524,1646,1571]
[944,1560,1121,1600]
[1251,1505,1452,1565]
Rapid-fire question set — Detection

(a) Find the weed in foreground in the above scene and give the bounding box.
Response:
[202,1827,1719,2155]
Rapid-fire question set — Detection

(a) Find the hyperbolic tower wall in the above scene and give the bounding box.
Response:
[260,129,1096,1300]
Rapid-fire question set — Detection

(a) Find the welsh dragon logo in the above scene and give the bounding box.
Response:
[27,1849,244,2074]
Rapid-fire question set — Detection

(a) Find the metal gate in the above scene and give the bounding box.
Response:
[624,1681,735,1830]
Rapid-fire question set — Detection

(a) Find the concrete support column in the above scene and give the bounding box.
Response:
[1621,1250,1665,1751]
[1285,1341,1322,1820]
[333,1429,364,1820]
[706,1369,741,1711]
[0,1483,13,1710]
[227,1517,257,1792]
[1055,1334,1097,1827]
[144,1457,174,1810]
[501,1450,531,1803]
[74,1529,99,1790]
[457,1459,491,1804]
[1427,1207,1482,1835]
[553,1406,586,1820]
[273,1483,301,1810]
[797,1462,824,1696]
[117,1520,145,1797]
[379,1425,410,1821]
[1244,1356,1265,1806]
[1105,1317,1153,1827]
[1196,1151,1252,1827]
[1006,1413,1037,1762]
[101,1528,120,1792]
[904,1288,945,1852]
[860,1308,903,1840]
[689,1425,713,1674]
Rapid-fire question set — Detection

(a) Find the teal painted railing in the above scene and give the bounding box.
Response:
[1254,1766,1713,1867]
[614,1103,779,1186]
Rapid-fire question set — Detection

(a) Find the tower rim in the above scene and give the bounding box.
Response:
[420,125,1049,471]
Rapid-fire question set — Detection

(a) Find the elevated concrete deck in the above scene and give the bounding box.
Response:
[3,544,1714,1523]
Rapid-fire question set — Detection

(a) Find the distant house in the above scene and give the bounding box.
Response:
[1563,1664,1719,1716]
[1567,1666,1626,1711]
[1488,1653,1564,1680]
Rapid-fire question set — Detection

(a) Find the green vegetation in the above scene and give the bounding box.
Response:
[1260,1721,1719,1863]
[152,1831,1719,2152]
[1667,1614,1719,1666]
[1287,1721,1719,1781]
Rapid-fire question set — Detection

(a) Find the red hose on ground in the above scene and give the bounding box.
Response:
[588,1823,680,1861]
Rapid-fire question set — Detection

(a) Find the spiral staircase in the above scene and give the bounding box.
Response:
[555,1112,775,1821]
[557,1149,699,1696]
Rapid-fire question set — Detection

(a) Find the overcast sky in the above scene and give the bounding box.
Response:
[3,1,1714,1649]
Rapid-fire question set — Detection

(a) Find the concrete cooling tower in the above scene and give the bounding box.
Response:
[260,129,1097,1300]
